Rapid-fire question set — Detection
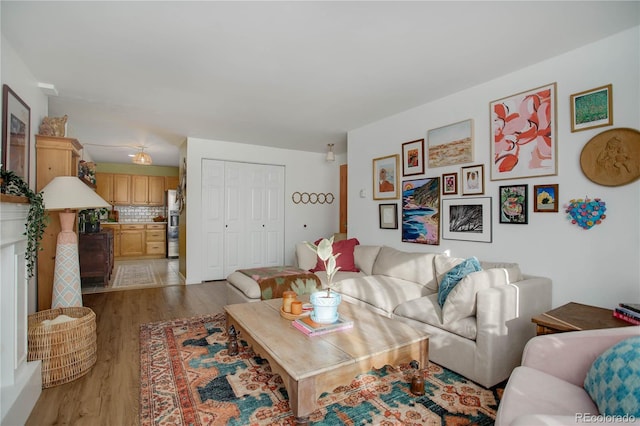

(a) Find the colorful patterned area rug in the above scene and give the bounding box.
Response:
[140,313,503,425]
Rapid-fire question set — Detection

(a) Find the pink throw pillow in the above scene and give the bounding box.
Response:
[311,238,360,272]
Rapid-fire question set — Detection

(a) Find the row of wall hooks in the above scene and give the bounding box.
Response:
[292,192,335,204]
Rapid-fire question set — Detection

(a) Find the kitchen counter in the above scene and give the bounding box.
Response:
[101,221,167,225]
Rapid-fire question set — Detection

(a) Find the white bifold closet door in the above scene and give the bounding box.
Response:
[201,159,285,281]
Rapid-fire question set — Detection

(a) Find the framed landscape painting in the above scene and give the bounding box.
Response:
[570,84,612,132]
[442,197,492,243]
[533,184,559,212]
[402,177,440,245]
[490,83,557,181]
[401,139,424,176]
[427,119,473,168]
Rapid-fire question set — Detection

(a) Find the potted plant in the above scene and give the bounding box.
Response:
[0,169,48,278]
[306,236,342,324]
[79,208,107,233]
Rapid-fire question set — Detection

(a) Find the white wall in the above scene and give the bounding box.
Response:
[1,35,50,313]
[347,27,640,309]
[183,137,342,284]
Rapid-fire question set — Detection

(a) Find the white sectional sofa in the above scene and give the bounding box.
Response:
[226,243,552,388]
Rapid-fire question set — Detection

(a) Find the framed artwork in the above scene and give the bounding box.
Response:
[372,154,399,200]
[490,82,557,181]
[427,119,473,168]
[533,184,559,212]
[401,177,440,245]
[401,139,425,176]
[2,84,31,184]
[580,127,640,187]
[499,184,528,224]
[442,172,457,195]
[379,203,398,229]
[460,164,484,195]
[442,197,492,243]
[570,84,613,132]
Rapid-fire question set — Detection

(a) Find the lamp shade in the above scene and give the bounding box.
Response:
[132,150,152,165]
[40,176,111,210]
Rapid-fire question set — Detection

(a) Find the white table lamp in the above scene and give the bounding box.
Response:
[40,176,111,308]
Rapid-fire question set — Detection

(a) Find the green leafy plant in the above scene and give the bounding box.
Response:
[1,169,49,278]
[306,236,341,297]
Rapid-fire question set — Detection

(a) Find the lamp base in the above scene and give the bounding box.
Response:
[51,211,83,308]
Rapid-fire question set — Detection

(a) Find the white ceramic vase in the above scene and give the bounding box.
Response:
[310,290,341,324]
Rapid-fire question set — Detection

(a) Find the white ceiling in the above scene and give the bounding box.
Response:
[2,1,638,167]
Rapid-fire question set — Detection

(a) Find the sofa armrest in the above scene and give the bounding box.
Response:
[473,275,552,385]
[520,326,640,387]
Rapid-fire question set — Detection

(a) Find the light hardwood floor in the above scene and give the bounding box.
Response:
[26,281,228,426]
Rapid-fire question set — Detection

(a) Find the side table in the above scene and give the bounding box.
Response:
[531,302,633,335]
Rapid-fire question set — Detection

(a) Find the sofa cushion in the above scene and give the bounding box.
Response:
[434,254,464,286]
[393,294,477,340]
[480,260,523,282]
[311,238,360,272]
[337,275,430,315]
[314,270,365,288]
[371,246,439,291]
[354,245,381,276]
[296,243,318,271]
[442,268,509,323]
[584,336,640,416]
[437,257,482,307]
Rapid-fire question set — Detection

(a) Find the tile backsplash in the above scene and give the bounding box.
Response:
[114,206,166,223]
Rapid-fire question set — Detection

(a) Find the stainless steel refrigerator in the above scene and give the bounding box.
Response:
[166,189,179,258]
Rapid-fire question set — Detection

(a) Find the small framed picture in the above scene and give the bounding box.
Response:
[533,184,559,212]
[499,184,528,224]
[379,203,398,229]
[442,172,457,195]
[401,139,424,176]
[570,84,613,132]
[461,164,484,195]
[372,154,399,200]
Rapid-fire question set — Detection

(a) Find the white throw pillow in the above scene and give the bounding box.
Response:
[434,254,465,286]
[442,268,509,323]
[372,246,439,291]
[354,245,381,276]
[296,243,318,271]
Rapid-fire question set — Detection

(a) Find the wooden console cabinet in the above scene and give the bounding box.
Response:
[79,229,114,287]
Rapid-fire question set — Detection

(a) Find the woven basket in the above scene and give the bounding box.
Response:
[27,307,97,388]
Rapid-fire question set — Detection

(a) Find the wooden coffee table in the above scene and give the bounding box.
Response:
[225,298,429,425]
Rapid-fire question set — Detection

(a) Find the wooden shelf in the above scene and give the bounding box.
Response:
[0,194,29,203]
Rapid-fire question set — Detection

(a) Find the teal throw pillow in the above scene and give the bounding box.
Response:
[584,336,640,416]
[437,257,481,307]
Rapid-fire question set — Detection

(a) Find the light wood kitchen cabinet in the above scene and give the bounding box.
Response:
[131,175,164,206]
[119,224,145,257]
[165,175,179,191]
[145,223,166,256]
[96,173,130,205]
[104,223,166,258]
[35,135,83,311]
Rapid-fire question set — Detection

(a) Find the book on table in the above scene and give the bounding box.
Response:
[292,315,354,336]
[613,304,640,325]
[619,303,640,315]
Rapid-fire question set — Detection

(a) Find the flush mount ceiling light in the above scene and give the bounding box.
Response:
[326,143,335,162]
[132,147,152,165]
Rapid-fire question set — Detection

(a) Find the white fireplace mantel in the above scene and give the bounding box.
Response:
[0,202,42,424]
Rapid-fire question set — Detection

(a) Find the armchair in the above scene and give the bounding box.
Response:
[495,326,640,426]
